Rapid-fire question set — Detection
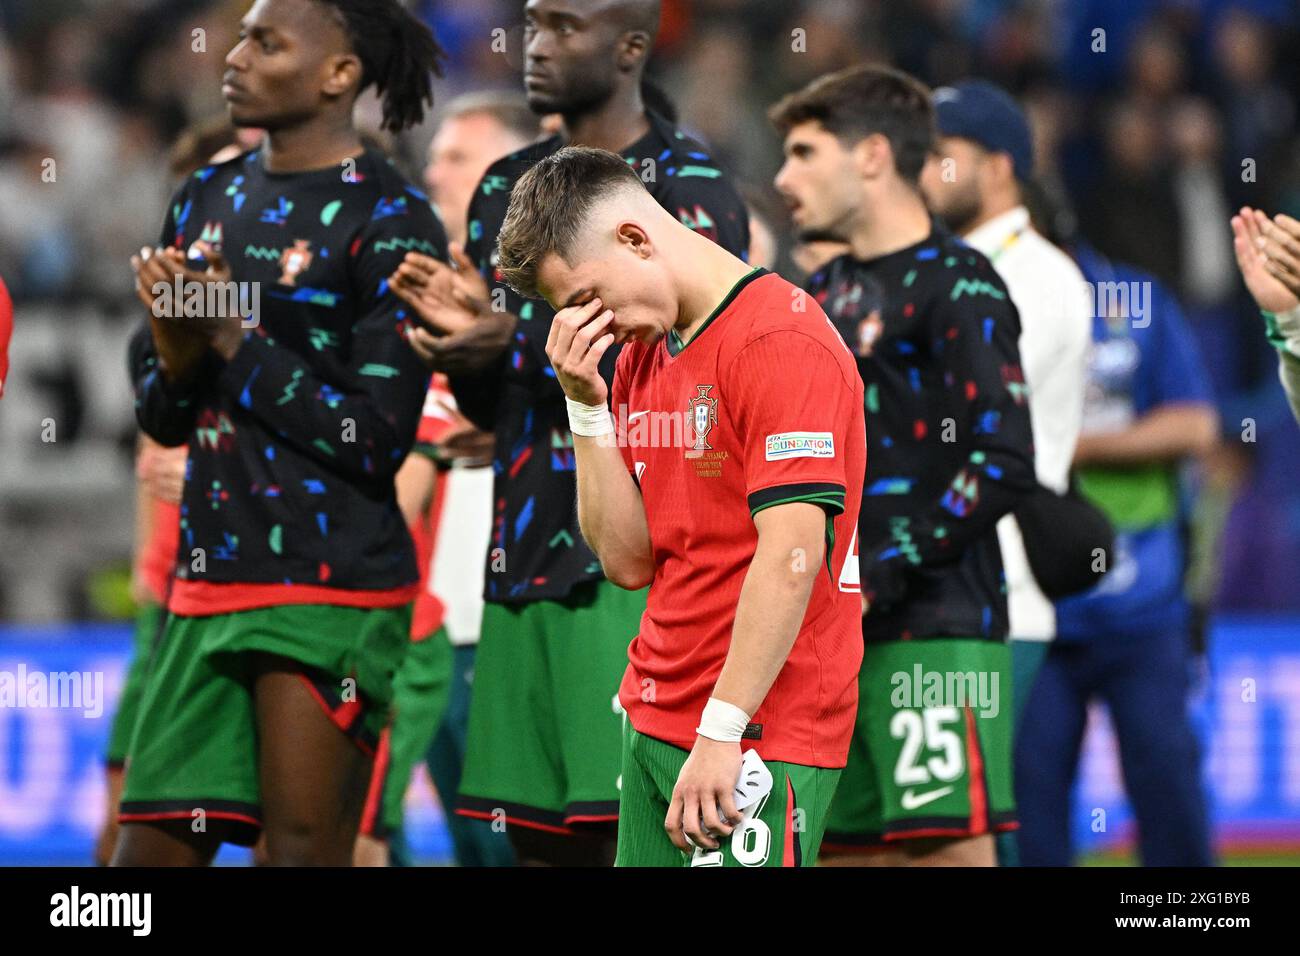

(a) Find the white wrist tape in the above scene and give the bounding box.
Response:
[565,397,614,438]
[696,697,750,743]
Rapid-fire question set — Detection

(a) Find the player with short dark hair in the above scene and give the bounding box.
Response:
[388,0,749,866]
[113,0,447,866]
[498,145,864,866]
[771,64,1037,866]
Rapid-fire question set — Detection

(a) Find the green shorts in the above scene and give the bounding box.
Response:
[457,579,645,833]
[106,601,165,767]
[615,725,841,867]
[361,627,454,839]
[823,637,1016,850]
[119,602,410,845]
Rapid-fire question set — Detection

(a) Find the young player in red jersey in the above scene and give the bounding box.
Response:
[497,146,865,866]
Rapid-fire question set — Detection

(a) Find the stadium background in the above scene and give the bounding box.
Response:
[0,0,1297,865]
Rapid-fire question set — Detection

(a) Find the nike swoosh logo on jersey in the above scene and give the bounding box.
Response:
[628,410,651,421]
[900,786,954,810]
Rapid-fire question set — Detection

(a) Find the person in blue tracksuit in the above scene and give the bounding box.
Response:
[1015,242,1219,866]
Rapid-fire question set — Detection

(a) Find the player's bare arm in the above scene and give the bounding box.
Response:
[394,453,438,528]
[137,438,187,508]
[545,297,653,588]
[664,501,826,852]
[1072,403,1218,466]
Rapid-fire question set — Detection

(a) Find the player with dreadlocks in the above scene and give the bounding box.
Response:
[113,0,447,866]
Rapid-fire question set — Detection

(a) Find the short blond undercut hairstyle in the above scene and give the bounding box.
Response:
[496,146,647,299]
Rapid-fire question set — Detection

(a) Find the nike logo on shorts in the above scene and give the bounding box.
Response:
[900,785,954,810]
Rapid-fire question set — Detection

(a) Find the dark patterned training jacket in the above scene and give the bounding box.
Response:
[807,227,1036,643]
[453,110,751,604]
[131,147,445,595]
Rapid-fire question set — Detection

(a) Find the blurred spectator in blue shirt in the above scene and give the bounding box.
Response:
[1016,242,1218,866]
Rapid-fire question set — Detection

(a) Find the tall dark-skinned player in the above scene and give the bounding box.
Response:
[387,0,749,866]
[114,0,447,866]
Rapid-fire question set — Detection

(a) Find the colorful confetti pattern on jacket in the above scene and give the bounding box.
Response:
[807,228,1036,643]
[130,148,445,595]
[454,111,750,603]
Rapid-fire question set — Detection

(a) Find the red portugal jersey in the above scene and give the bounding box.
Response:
[409,375,458,639]
[613,268,866,768]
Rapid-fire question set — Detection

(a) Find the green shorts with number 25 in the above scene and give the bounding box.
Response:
[822,637,1016,852]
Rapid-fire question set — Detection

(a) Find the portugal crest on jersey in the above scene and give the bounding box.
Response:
[687,385,718,452]
[278,239,313,286]
[857,309,884,356]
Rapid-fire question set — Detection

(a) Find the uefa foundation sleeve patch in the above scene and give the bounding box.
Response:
[765,432,836,461]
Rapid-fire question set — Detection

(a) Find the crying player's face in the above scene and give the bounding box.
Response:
[539,221,676,345]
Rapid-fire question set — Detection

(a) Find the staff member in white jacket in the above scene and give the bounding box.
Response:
[921,80,1092,865]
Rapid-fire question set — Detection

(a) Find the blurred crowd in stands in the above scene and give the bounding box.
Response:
[1,0,1298,618]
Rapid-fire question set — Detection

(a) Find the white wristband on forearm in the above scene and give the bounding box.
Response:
[696,697,750,743]
[565,396,614,438]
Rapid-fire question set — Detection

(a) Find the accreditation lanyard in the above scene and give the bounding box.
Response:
[988,225,1028,265]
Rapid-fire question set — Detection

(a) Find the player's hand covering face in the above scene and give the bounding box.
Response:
[537,220,679,346]
[545,297,616,406]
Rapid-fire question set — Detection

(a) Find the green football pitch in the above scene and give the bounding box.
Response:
[1081,849,1300,867]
